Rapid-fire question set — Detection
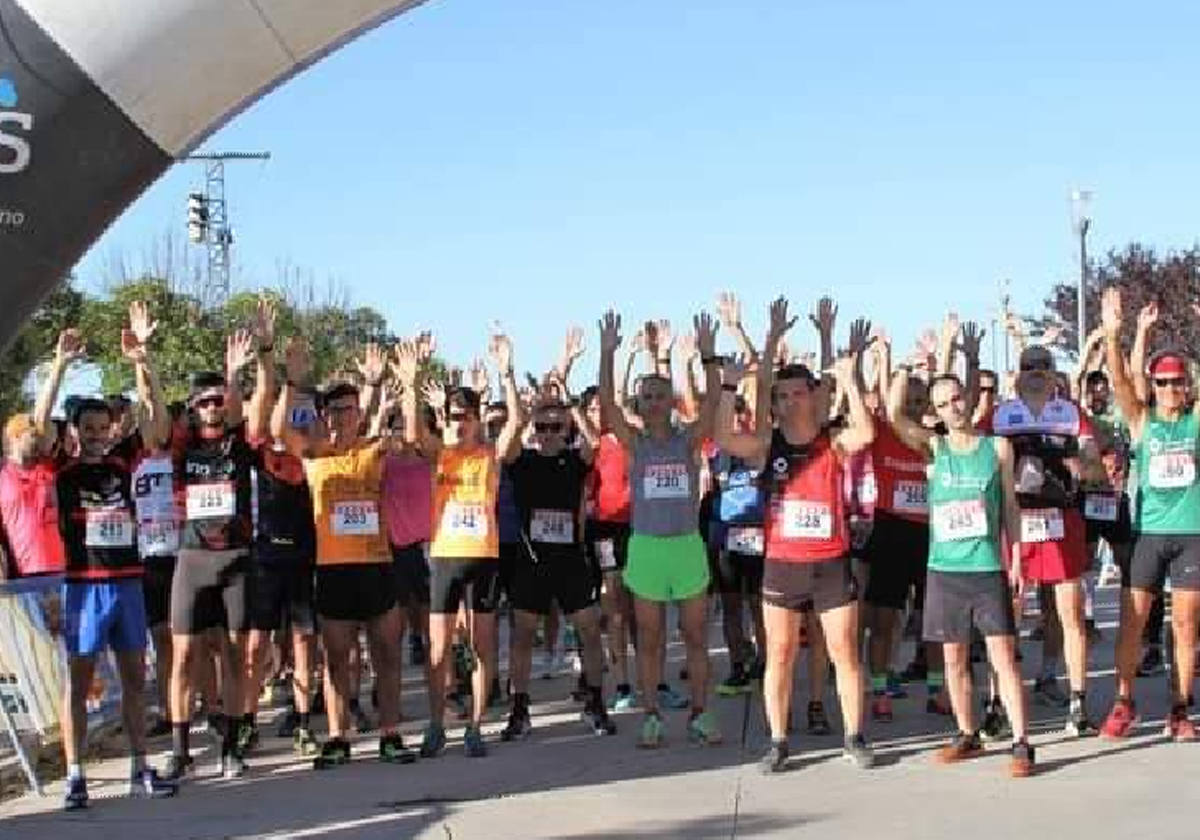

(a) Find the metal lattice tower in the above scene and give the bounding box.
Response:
[184,151,270,306]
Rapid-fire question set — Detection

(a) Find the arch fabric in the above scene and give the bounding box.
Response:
[0,0,428,348]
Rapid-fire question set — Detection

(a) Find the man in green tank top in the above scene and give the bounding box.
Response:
[1098,287,1199,741]
[887,367,1035,777]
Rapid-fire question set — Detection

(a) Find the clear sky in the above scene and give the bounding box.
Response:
[73,0,1200,385]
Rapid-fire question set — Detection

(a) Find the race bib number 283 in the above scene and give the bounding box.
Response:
[332,500,379,536]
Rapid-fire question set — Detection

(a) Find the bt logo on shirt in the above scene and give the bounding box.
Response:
[0,77,33,176]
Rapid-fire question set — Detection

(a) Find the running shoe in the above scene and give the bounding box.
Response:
[609,687,637,712]
[276,707,299,738]
[351,701,375,734]
[638,713,665,748]
[978,699,1011,742]
[63,776,88,811]
[312,738,352,770]
[657,684,689,710]
[1164,705,1197,742]
[1136,645,1163,677]
[162,753,193,783]
[1033,677,1069,707]
[1009,740,1036,778]
[236,722,260,753]
[129,767,178,799]
[806,701,832,736]
[687,710,723,745]
[760,740,789,774]
[583,704,618,736]
[1065,701,1098,737]
[1099,698,1138,739]
[871,695,893,722]
[221,750,247,780]
[419,723,447,758]
[717,668,753,697]
[293,727,318,756]
[501,710,533,741]
[379,733,418,764]
[898,658,927,683]
[933,731,984,764]
[885,672,908,699]
[926,691,953,716]
[146,716,172,738]
[464,725,488,758]
[842,734,876,769]
[748,658,766,681]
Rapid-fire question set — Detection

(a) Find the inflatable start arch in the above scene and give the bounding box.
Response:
[0,0,429,349]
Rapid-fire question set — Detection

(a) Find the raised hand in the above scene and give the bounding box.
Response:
[128,301,158,347]
[120,329,146,365]
[848,317,873,356]
[599,311,623,355]
[630,327,646,355]
[421,378,447,411]
[717,292,742,329]
[55,328,85,365]
[284,336,311,384]
[356,342,387,385]
[1040,322,1064,345]
[1137,300,1159,334]
[1100,287,1123,335]
[488,331,514,375]
[720,354,749,387]
[693,312,718,358]
[253,296,277,349]
[562,326,585,366]
[677,331,698,362]
[831,351,858,385]
[392,339,421,386]
[940,311,961,348]
[415,330,436,364]
[809,297,838,336]
[767,296,797,346]
[225,329,255,374]
[468,357,490,393]
[960,321,986,359]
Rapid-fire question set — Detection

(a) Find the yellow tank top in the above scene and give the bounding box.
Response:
[429,445,499,560]
[304,442,388,566]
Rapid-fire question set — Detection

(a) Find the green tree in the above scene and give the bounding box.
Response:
[1033,243,1200,360]
[0,279,86,418]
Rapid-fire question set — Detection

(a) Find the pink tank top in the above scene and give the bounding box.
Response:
[382,454,432,548]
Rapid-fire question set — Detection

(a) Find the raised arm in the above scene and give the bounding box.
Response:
[717,292,760,365]
[123,301,169,450]
[620,327,643,406]
[355,342,387,431]
[885,370,935,455]
[598,311,636,450]
[557,326,586,387]
[959,320,985,418]
[223,328,255,429]
[33,329,83,441]
[272,337,329,458]
[676,331,701,423]
[1101,287,1148,438]
[937,312,960,375]
[246,297,277,441]
[393,337,442,457]
[1074,326,1107,401]
[490,331,525,463]
[831,351,875,456]
[690,312,722,441]
[646,319,674,381]
[1129,300,1157,405]
[809,297,837,421]
[549,370,596,464]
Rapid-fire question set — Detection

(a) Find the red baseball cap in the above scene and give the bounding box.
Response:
[1148,352,1188,378]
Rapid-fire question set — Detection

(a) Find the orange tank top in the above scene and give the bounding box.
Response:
[429,445,499,560]
[304,442,388,566]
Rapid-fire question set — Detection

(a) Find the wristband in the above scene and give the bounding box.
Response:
[720,383,738,393]
[701,355,719,366]
[657,356,671,363]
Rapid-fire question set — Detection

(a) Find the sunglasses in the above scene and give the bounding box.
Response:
[1020,360,1052,372]
[978,385,996,394]
[449,411,475,423]
[534,422,564,434]
[1153,377,1187,388]
[194,396,225,409]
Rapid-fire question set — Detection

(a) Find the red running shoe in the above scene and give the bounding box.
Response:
[1099,698,1137,739]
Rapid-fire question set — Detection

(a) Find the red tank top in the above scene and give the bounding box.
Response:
[590,434,630,523]
[764,428,848,562]
[871,418,929,523]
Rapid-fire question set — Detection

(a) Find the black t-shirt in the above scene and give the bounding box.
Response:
[254,442,316,561]
[510,448,589,548]
[172,422,255,552]
[56,456,140,581]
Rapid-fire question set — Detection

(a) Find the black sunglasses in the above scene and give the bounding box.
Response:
[195,396,225,409]
[534,422,564,434]
[1153,377,1187,388]
[1020,360,1052,373]
[449,411,474,422]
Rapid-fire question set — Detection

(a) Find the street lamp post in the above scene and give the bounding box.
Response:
[1071,189,1094,361]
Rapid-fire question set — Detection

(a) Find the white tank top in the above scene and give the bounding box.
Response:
[133,454,179,558]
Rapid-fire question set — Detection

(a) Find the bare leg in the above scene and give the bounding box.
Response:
[1054,580,1088,694]
[985,635,1029,739]
[633,599,665,714]
[469,610,498,727]
[818,601,865,737]
[679,595,710,711]
[61,657,97,769]
[1169,590,1200,705]
[365,607,404,732]
[1115,588,1154,699]
[941,642,974,733]
[427,612,456,726]
[319,619,357,739]
[763,604,801,740]
[116,650,149,758]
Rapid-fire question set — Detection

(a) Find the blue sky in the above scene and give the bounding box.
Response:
[74,0,1200,385]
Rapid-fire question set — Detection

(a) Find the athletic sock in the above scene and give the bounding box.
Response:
[130,753,147,776]
[588,685,604,711]
[242,712,254,728]
[870,673,888,696]
[172,722,190,758]
[68,762,84,780]
[926,671,945,695]
[298,712,311,729]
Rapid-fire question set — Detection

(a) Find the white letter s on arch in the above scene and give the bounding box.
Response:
[0,112,32,175]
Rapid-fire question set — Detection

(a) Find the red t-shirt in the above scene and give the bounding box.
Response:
[590,433,630,523]
[870,417,929,523]
[0,458,67,576]
[764,429,849,563]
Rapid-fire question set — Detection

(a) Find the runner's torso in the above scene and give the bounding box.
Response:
[1134,408,1200,535]
[629,427,699,537]
[927,435,1003,573]
[762,427,848,562]
[57,456,141,581]
[430,445,500,559]
[303,441,388,566]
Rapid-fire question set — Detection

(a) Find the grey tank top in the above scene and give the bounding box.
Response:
[630,427,700,537]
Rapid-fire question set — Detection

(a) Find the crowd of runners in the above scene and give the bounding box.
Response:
[1,288,1197,812]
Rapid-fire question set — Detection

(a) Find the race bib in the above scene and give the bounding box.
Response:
[332,500,380,537]
[595,538,617,571]
[779,501,833,540]
[1083,493,1118,523]
[892,480,928,514]
[289,398,317,429]
[643,463,690,500]
[186,481,236,520]
[1021,508,1065,543]
[531,509,574,544]
[726,525,764,555]
[138,519,179,556]
[933,499,988,541]
[1149,452,1196,489]
[442,501,488,540]
[84,509,134,548]
[858,472,878,505]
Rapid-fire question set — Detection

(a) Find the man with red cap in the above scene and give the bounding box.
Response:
[1100,288,1199,740]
